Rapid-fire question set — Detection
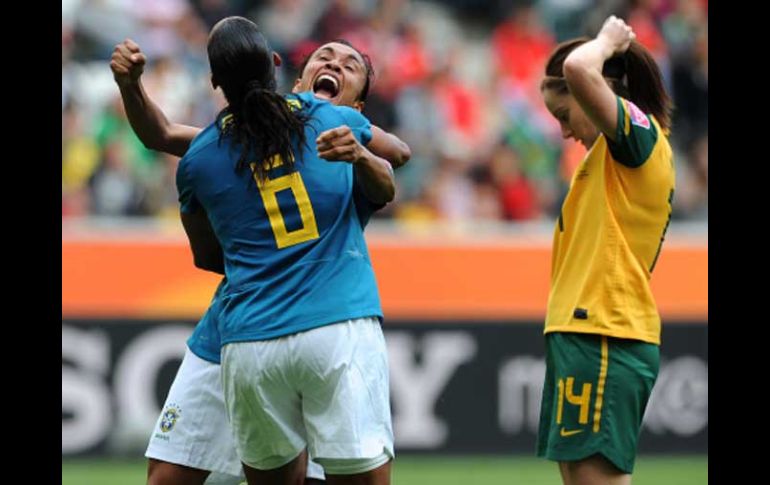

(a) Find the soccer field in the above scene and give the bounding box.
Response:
[62,455,707,485]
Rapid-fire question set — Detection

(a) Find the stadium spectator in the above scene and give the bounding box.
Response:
[64,0,708,223]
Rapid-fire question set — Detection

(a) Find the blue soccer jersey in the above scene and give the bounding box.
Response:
[177,92,383,345]
[186,278,227,363]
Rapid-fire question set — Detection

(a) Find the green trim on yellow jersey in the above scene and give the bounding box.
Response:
[608,97,658,168]
[544,102,675,345]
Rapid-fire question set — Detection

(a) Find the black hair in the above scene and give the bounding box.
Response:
[208,16,308,181]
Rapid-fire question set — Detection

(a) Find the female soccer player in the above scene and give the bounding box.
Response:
[177,17,394,485]
[536,15,675,485]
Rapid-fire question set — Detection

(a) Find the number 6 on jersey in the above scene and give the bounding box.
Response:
[251,159,319,249]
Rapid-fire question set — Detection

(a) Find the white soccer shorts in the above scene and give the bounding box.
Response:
[146,348,326,482]
[221,317,394,475]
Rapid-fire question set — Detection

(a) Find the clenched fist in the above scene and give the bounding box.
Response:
[597,15,636,56]
[110,38,147,87]
[316,126,366,164]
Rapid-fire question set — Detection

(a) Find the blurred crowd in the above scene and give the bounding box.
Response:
[62,0,708,223]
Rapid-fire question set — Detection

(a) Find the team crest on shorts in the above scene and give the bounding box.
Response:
[159,403,182,433]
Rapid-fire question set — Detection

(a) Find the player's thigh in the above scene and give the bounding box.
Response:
[537,333,658,474]
[147,458,210,485]
[560,454,631,485]
[298,318,394,476]
[146,348,244,481]
[221,339,307,471]
[325,460,391,485]
[241,449,308,485]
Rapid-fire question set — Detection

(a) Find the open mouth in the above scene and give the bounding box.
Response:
[313,74,340,100]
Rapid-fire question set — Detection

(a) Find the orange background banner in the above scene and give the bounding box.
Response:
[62,233,707,321]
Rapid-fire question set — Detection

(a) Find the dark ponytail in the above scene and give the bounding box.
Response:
[542,37,673,131]
[222,79,307,181]
[622,41,672,131]
[208,16,308,182]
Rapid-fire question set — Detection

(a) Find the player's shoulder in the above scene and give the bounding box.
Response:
[293,91,366,121]
[290,91,330,115]
[290,91,315,105]
[185,120,221,159]
[608,96,669,168]
[178,121,223,184]
[333,104,367,123]
[320,102,369,130]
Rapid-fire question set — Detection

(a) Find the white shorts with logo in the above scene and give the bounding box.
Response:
[221,317,394,474]
[146,348,326,482]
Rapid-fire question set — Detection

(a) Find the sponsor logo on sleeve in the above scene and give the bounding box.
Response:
[627,101,651,129]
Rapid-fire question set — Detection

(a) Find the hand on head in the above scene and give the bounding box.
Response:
[598,15,636,56]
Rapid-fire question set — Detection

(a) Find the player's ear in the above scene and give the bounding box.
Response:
[273,52,282,67]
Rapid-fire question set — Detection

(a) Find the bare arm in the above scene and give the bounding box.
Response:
[352,150,396,204]
[111,39,201,157]
[316,126,395,204]
[180,210,224,274]
[368,125,411,169]
[562,16,636,141]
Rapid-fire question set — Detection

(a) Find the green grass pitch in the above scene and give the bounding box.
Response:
[63,455,707,485]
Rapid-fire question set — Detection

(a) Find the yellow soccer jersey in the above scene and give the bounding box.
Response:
[544,96,675,344]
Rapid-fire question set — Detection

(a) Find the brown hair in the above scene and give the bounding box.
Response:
[541,37,672,131]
